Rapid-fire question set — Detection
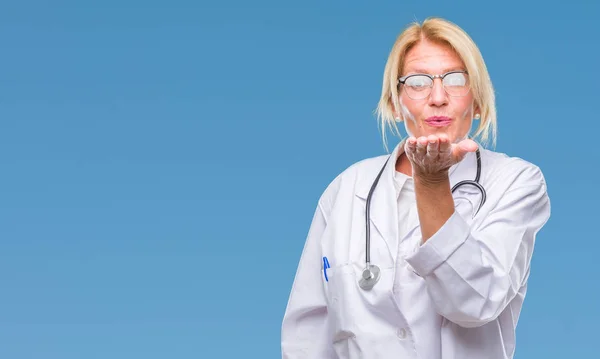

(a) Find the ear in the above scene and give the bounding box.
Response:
[389,97,402,122]
[392,93,407,122]
[473,103,481,120]
[393,110,403,122]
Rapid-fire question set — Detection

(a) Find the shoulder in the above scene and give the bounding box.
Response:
[479,147,548,193]
[317,153,390,214]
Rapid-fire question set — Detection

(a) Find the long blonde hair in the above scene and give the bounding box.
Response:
[375,17,497,150]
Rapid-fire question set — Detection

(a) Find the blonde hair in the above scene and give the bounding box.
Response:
[375,17,497,150]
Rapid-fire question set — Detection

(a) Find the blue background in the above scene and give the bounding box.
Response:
[0,1,597,358]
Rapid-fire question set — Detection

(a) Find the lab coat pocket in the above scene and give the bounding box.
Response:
[320,264,358,341]
[395,260,424,288]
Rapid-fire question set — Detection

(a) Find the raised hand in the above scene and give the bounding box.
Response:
[404,134,478,180]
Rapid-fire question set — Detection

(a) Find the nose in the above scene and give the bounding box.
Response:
[428,78,448,106]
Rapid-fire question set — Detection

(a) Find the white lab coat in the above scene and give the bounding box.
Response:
[281,141,551,359]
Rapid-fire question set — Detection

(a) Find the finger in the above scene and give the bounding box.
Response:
[426,135,439,158]
[438,134,451,155]
[404,136,417,155]
[416,136,428,157]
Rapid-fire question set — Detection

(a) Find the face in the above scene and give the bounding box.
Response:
[396,39,477,143]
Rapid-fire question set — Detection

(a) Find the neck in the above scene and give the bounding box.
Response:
[395,153,413,177]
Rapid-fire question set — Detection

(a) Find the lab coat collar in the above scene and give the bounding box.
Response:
[355,139,464,200]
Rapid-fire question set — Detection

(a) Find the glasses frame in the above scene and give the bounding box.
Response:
[397,70,471,99]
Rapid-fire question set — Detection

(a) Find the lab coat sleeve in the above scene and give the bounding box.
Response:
[281,201,336,359]
[405,163,551,328]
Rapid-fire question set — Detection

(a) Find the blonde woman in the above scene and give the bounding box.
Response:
[281,17,551,359]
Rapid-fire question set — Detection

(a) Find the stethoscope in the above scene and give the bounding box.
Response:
[358,148,487,290]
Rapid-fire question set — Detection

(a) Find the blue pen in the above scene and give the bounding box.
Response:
[323,257,331,282]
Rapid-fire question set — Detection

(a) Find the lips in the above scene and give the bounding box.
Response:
[424,116,452,127]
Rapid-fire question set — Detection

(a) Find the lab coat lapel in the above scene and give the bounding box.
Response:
[354,142,404,264]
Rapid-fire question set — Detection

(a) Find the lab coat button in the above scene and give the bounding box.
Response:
[397,328,407,339]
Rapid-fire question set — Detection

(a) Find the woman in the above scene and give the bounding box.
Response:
[281,17,551,359]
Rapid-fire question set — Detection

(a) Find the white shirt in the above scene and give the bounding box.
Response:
[281,141,551,359]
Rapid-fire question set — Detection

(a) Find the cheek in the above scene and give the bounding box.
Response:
[459,107,472,121]
[398,94,422,121]
[457,96,475,118]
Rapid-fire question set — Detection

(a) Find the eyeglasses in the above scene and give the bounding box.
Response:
[397,70,470,100]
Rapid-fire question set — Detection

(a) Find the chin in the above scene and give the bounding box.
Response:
[422,129,453,139]
[406,123,460,142]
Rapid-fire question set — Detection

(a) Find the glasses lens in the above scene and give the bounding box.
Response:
[443,72,470,96]
[403,75,432,99]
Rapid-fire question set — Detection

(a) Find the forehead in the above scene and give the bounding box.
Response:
[402,40,465,74]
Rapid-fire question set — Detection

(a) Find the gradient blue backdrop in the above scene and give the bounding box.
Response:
[0,1,597,358]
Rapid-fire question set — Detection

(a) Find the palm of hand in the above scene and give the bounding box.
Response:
[404,134,478,178]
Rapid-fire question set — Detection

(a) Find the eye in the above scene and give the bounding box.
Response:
[443,72,467,87]
[404,75,432,89]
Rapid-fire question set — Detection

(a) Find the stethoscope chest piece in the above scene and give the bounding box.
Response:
[358,264,381,290]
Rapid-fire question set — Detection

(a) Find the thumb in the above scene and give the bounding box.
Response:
[453,139,478,160]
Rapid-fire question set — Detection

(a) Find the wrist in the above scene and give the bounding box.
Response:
[413,171,450,189]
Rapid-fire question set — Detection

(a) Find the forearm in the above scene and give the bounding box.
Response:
[413,172,455,242]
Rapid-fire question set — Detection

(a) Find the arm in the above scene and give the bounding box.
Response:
[413,173,455,242]
[407,135,476,242]
[281,202,336,359]
[406,164,551,328]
